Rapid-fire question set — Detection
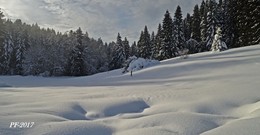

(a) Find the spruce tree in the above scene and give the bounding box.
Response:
[137,26,151,59]
[3,20,15,74]
[150,31,156,59]
[160,10,175,60]
[68,27,86,76]
[200,0,206,19]
[12,19,26,75]
[123,37,130,60]
[222,0,235,48]
[205,0,218,50]
[137,31,144,57]
[154,23,163,60]
[109,33,125,70]
[200,0,208,44]
[130,41,138,57]
[191,5,201,42]
[216,0,224,30]
[183,13,192,41]
[173,6,186,51]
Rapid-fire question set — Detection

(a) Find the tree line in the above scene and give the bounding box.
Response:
[136,0,259,61]
[0,0,259,76]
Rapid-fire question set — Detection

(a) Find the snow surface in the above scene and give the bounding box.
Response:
[0,45,260,135]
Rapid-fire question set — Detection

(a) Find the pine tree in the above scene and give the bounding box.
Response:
[13,19,26,75]
[200,0,208,43]
[221,0,237,48]
[150,31,156,59]
[123,37,130,60]
[183,13,192,41]
[109,33,125,70]
[130,41,138,56]
[137,31,144,57]
[3,20,15,74]
[200,0,206,18]
[159,10,175,60]
[154,23,163,60]
[191,5,201,42]
[107,42,115,66]
[137,26,151,59]
[68,27,86,76]
[205,0,218,50]
[216,0,224,30]
[173,6,186,51]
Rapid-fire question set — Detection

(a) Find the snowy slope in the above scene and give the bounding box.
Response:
[0,45,260,135]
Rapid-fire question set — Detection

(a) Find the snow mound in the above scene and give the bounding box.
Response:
[127,56,160,72]
[46,103,88,120]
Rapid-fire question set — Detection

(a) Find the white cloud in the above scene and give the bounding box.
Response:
[0,0,201,43]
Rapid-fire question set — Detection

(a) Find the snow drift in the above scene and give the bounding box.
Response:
[128,57,159,71]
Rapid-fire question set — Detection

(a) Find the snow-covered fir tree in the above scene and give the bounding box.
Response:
[13,19,26,75]
[123,37,130,60]
[191,5,201,42]
[159,10,175,60]
[109,33,126,70]
[137,26,151,59]
[216,0,224,32]
[3,20,16,75]
[130,41,138,57]
[205,0,218,51]
[67,27,86,76]
[150,31,156,59]
[222,0,235,48]
[200,0,208,49]
[154,23,163,60]
[183,13,192,41]
[173,6,186,52]
[211,27,227,51]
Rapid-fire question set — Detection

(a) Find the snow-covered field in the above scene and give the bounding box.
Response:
[0,45,260,135]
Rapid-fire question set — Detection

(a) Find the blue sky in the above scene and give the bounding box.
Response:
[0,0,201,43]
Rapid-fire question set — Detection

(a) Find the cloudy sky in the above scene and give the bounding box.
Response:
[0,0,201,43]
